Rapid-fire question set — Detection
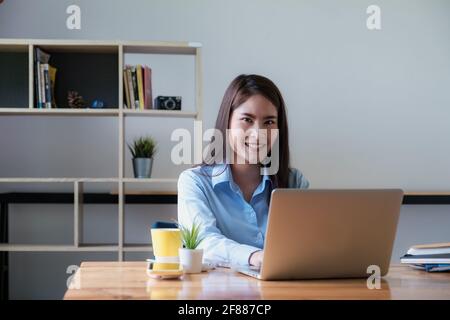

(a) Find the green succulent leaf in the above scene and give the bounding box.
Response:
[173,218,204,250]
[128,136,157,159]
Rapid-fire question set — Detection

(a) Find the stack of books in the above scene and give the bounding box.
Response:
[34,48,57,109]
[401,242,450,272]
[123,65,153,110]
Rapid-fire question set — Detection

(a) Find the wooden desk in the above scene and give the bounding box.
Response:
[64,262,450,300]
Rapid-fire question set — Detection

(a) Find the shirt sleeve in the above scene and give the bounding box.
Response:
[177,170,260,266]
[289,168,310,189]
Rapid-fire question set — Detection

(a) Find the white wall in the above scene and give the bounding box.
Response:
[0,0,449,299]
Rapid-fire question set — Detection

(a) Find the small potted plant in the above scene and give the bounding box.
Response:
[178,220,204,274]
[128,136,157,178]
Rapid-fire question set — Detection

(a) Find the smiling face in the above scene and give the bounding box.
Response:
[228,94,279,164]
[209,74,290,184]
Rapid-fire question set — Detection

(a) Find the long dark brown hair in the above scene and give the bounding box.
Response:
[201,74,291,189]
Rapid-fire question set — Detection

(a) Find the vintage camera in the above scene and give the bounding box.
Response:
[154,96,182,110]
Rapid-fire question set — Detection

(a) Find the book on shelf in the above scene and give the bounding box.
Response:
[125,66,135,109]
[34,47,57,109]
[136,64,145,110]
[143,66,153,109]
[48,65,57,108]
[123,69,131,109]
[131,66,139,109]
[39,63,46,107]
[42,63,52,108]
[123,64,153,110]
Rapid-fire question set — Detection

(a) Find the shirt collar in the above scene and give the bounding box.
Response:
[211,164,272,194]
[211,163,232,189]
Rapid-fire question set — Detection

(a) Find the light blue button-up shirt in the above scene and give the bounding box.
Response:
[177,163,310,266]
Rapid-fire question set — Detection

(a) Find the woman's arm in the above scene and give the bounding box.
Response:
[177,170,260,266]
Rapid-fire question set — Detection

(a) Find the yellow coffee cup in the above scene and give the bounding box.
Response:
[151,228,182,262]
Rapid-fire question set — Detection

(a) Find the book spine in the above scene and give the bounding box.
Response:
[123,69,130,109]
[43,64,52,109]
[136,65,144,110]
[144,66,153,109]
[143,66,148,110]
[149,67,153,109]
[35,61,42,108]
[127,67,136,110]
[39,64,46,106]
[131,67,139,109]
[48,65,57,108]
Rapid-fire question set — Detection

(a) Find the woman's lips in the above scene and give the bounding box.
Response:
[245,142,266,150]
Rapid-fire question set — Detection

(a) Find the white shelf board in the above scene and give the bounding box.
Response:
[122,109,197,118]
[0,178,120,183]
[0,108,119,116]
[123,245,153,252]
[0,244,118,252]
[122,178,177,183]
[0,108,198,118]
[0,39,198,54]
[122,42,197,55]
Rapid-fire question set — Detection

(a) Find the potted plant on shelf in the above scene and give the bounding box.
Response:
[128,136,157,178]
[178,220,204,274]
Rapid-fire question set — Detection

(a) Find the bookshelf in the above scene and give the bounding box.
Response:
[0,39,203,260]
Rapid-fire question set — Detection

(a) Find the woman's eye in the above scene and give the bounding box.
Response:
[242,117,253,123]
[266,120,276,125]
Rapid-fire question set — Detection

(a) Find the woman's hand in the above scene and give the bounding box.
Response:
[249,250,264,267]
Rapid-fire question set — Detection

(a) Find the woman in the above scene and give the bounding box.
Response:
[177,74,310,268]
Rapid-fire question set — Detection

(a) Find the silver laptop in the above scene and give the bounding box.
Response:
[236,189,404,280]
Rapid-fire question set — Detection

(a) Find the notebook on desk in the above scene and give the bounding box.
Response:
[406,242,450,256]
[401,242,450,272]
[400,253,450,264]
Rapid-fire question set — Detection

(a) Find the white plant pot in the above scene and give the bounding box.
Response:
[179,248,203,274]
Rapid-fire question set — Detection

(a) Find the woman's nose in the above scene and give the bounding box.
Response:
[247,126,267,141]
[246,127,258,141]
[250,121,265,130]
